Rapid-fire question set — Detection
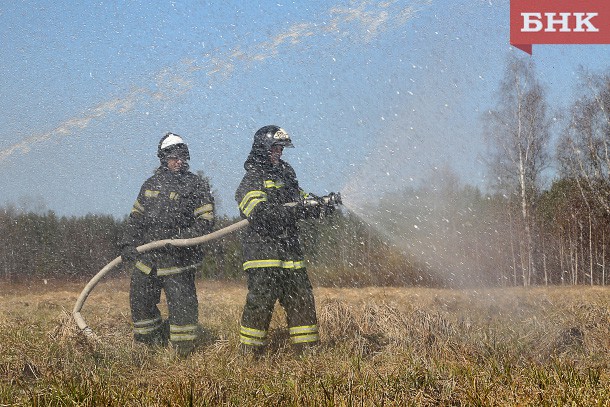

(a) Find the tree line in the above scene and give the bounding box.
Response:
[0,206,429,287]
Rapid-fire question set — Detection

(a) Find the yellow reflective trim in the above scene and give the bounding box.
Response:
[239,191,267,216]
[240,325,268,346]
[171,333,198,341]
[157,263,201,276]
[264,180,284,188]
[194,203,214,216]
[243,198,266,217]
[131,200,145,215]
[133,317,163,335]
[243,260,282,269]
[243,259,305,270]
[169,324,197,341]
[135,261,153,275]
[240,326,267,338]
[169,192,179,200]
[198,213,214,221]
[131,203,144,215]
[134,326,161,335]
[279,260,304,269]
[195,203,214,220]
[134,317,162,328]
[170,324,198,333]
[240,336,266,346]
[144,190,160,198]
[239,191,265,211]
[289,325,318,335]
[290,333,320,344]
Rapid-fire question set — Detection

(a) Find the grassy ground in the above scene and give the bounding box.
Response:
[0,278,609,406]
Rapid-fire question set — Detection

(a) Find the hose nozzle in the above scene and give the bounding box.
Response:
[322,192,342,207]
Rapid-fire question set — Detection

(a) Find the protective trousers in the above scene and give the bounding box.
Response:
[239,268,319,353]
[130,268,199,349]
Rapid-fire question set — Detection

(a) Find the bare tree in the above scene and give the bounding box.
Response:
[483,55,552,286]
[557,70,610,286]
[557,70,610,214]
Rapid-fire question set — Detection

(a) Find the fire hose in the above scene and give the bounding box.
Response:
[72,219,249,337]
[72,192,341,337]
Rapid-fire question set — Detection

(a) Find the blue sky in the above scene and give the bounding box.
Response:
[2,0,610,218]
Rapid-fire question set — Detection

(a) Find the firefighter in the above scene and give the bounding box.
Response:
[235,125,340,356]
[120,132,215,357]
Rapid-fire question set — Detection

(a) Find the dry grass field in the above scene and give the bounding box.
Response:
[0,278,609,406]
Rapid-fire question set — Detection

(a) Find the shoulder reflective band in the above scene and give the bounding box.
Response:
[264,180,284,188]
[239,190,267,217]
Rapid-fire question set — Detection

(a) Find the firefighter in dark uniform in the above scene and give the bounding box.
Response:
[120,132,215,357]
[235,125,340,356]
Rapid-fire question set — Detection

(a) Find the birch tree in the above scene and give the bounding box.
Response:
[557,70,610,286]
[483,55,552,286]
[557,71,610,214]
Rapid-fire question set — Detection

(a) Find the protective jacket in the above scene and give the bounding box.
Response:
[122,166,215,276]
[235,132,320,352]
[235,153,306,271]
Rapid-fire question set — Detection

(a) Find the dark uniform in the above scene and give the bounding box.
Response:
[121,133,214,355]
[235,125,324,355]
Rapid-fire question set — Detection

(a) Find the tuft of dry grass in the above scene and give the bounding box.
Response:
[0,279,608,406]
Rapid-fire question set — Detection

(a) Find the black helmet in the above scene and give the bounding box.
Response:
[253,125,294,150]
[157,132,190,161]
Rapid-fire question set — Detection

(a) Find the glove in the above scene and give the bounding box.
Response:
[298,196,322,219]
[322,203,336,217]
[320,192,341,217]
[121,245,139,263]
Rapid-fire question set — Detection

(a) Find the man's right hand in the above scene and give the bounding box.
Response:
[297,196,322,219]
[121,245,139,263]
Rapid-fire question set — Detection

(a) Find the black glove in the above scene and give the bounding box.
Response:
[121,245,139,263]
[320,192,341,217]
[298,196,322,219]
[322,203,336,217]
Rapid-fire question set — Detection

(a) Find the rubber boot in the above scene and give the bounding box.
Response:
[173,340,195,358]
[134,320,169,349]
[292,341,319,358]
[239,343,265,359]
